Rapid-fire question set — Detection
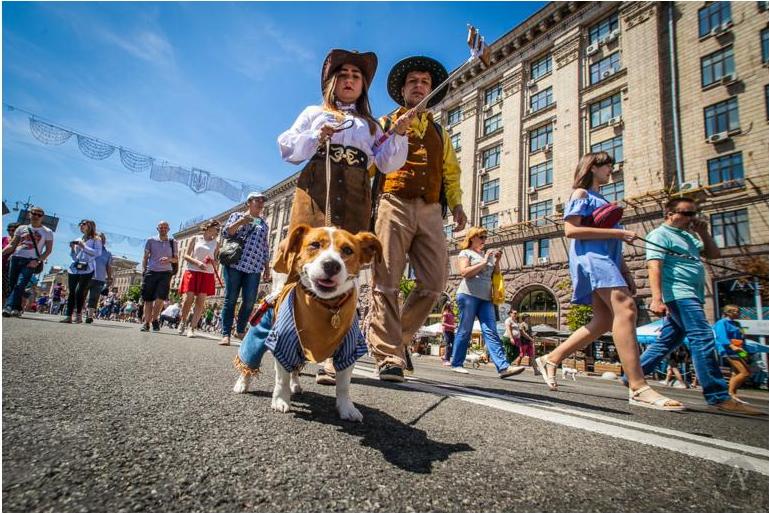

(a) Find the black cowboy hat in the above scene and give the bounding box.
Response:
[387,56,449,108]
[321,49,378,92]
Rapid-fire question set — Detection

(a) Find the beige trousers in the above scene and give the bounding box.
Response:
[368,194,448,369]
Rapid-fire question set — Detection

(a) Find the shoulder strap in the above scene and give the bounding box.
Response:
[169,238,175,257]
[29,227,42,260]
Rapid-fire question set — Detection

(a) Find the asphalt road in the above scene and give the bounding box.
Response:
[3,313,769,513]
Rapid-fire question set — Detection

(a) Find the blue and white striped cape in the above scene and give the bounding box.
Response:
[265,288,368,373]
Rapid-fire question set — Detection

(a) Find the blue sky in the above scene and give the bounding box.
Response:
[2,1,544,271]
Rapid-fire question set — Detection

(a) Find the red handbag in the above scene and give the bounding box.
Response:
[584,203,624,228]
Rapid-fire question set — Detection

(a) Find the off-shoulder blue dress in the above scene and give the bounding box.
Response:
[563,190,627,305]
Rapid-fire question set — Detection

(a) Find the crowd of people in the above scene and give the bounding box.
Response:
[3,48,766,417]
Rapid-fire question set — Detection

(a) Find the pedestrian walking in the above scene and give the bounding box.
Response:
[631,197,764,414]
[61,220,103,324]
[178,220,220,338]
[85,232,112,324]
[140,220,178,332]
[368,55,468,383]
[714,305,754,404]
[533,153,684,410]
[159,301,181,328]
[449,227,525,378]
[659,346,689,389]
[3,222,20,302]
[441,302,456,367]
[50,282,64,315]
[3,206,54,317]
[218,193,270,346]
[513,313,537,373]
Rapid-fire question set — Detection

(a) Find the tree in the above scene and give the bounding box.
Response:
[125,284,142,302]
[566,304,593,332]
[399,276,416,301]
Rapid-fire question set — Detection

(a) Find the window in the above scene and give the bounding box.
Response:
[529,124,553,153]
[600,181,625,202]
[448,107,462,126]
[529,160,553,189]
[484,84,502,105]
[482,145,502,169]
[711,209,750,248]
[282,200,292,224]
[484,113,502,135]
[707,152,744,186]
[698,2,731,38]
[762,28,769,65]
[590,52,621,85]
[589,93,622,128]
[701,46,735,87]
[530,87,553,112]
[451,133,461,151]
[481,178,500,203]
[589,13,619,45]
[531,55,552,80]
[523,241,535,266]
[528,200,552,227]
[704,97,739,137]
[480,213,498,230]
[591,135,623,163]
[538,239,550,260]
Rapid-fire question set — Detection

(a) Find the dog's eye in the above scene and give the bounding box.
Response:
[341,246,354,256]
[309,241,321,250]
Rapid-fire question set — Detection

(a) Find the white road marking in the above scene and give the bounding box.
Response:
[352,366,769,477]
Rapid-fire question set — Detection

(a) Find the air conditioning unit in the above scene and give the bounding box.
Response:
[538,257,550,265]
[585,43,599,57]
[544,143,553,153]
[483,104,493,112]
[446,124,453,133]
[480,200,487,208]
[478,167,487,175]
[608,115,622,126]
[555,202,564,213]
[527,186,537,194]
[527,79,537,88]
[714,21,732,35]
[679,180,701,192]
[601,68,615,79]
[605,29,620,44]
[611,163,623,174]
[720,72,737,85]
[706,131,729,144]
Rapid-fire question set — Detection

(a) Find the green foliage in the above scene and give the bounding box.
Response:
[125,284,142,302]
[399,276,416,300]
[554,278,572,292]
[566,304,593,331]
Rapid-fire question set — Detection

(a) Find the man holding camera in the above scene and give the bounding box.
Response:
[635,197,764,415]
[2,206,54,317]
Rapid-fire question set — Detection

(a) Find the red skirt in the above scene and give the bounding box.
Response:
[179,270,215,296]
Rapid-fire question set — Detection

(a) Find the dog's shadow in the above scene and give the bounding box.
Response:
[289,391,474,474]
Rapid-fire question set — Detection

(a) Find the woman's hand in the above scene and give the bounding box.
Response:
[318,124,336,145]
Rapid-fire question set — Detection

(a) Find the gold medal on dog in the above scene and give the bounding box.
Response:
[330,311,341,329]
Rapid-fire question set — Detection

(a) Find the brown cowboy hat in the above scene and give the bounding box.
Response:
[321,49,378,92]
[387,55,449,108]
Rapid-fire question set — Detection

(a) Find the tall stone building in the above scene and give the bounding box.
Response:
[430,1,768,328]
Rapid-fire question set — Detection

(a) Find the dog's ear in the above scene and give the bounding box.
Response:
[355,231,383,265]
[273,224,310,274]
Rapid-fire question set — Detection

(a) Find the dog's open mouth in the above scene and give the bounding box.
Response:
[314,278,338,293]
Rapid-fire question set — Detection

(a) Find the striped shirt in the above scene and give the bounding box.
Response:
[265,288,368,372]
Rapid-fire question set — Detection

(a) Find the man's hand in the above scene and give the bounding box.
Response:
[452,205,467,232]
[649,297,668,317]
[393,109,417,136]
[690,218,709,235]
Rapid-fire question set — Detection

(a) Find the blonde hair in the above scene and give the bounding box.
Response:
[322,68,379,135]
[460,226,488,250]
[572,151,615,190]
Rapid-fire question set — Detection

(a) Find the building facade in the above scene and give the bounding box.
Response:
[430,1,768,328]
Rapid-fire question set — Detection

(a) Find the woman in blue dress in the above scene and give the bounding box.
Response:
[535,152,683,411]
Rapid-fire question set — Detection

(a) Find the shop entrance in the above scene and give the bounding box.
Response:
[511,286,559,328]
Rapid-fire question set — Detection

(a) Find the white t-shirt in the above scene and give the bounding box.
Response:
[504,317,521,339]
[13,224,53,259]
[184,235,218,274]
[161,304,181,317]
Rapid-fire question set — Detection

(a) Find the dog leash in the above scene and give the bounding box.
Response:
[323,118,355,227]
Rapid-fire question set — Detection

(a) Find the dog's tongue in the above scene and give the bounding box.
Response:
[317,278,335,288]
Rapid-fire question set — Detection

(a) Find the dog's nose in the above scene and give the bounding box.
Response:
[322,259,341,276]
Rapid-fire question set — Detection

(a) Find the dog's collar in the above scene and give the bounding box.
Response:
[297,282,355,310]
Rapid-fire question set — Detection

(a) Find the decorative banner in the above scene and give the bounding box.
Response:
[68,223,146,247]
[7,104,264,203]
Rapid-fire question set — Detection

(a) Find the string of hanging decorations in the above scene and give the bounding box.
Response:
[68,223,147,247]
[4,103,262,203]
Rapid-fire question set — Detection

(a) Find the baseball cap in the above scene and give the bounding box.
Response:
[247,192,266,201]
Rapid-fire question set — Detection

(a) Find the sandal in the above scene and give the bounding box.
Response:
[629,385,685,411]
[535,356,558,391]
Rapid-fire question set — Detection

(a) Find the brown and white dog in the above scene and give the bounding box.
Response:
[236,224,381,422]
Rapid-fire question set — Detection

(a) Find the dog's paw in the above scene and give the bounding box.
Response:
[233,374,250,394]
[336,400,363,422]
[271,396,291,413]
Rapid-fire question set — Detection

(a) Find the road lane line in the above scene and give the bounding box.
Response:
[352,367,769,476]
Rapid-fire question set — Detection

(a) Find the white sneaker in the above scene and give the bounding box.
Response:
[452,366,469,374]
[177,324,186,336]
[186,329,195,339]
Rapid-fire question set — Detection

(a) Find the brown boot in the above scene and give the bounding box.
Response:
[713,398,766,416]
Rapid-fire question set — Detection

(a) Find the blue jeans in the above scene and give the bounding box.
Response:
[451,293,509,372]
[221,266,260,336]
[5,256,36,311]
[636,298,730,405]
[238,307,273,370]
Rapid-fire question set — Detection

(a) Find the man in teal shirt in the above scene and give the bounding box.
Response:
[635,197,763,415]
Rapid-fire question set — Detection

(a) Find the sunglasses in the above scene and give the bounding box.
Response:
[30,212,44,217]
[674,211,698,217]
